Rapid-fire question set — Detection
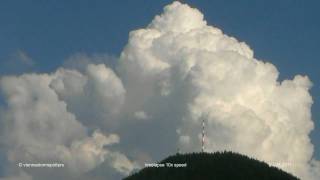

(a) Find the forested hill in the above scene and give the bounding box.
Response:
[124,151,299,180]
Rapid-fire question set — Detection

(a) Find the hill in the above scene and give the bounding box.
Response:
[124,151,299,180]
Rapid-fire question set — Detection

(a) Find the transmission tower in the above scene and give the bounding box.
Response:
[202,118,205,153]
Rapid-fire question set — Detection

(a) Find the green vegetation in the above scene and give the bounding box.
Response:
[124,151,299,180]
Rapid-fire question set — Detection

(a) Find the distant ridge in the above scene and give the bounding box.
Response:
[124,151,299,180]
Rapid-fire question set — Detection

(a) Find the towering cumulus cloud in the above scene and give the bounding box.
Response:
[0,1,319,180]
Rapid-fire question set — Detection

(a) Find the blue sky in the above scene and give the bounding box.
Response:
[0,0,319,161]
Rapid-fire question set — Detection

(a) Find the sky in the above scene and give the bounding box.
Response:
[0,0,319,180]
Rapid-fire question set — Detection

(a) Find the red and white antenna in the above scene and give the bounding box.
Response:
[202,118,205,153]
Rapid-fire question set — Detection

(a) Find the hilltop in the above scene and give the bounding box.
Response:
[124,151,299,180]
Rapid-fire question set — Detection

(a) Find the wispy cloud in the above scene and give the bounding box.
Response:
[14,50,35,67]
[0,49,35,75]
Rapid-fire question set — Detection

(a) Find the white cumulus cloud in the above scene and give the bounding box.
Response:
[0,65,133,179]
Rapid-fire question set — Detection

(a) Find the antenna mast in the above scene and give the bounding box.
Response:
[202,118,205,153]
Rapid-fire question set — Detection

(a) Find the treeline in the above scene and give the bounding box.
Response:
[124,151,299,180]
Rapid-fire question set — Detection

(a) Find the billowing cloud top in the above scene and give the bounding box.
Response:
[0,1,319,180]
